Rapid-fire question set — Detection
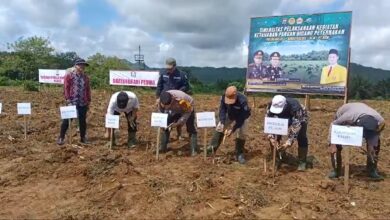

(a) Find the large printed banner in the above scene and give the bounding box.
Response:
[246,11,352,95]
[39,69,66,84]
[109,70,159,87]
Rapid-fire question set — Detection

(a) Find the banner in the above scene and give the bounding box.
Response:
[39,69,66,84]
[110,70,159,87]
[246,11,352,95]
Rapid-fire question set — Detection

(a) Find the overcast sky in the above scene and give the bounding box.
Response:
[0,0,389,69]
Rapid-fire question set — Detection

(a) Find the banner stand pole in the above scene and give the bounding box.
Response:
[344,47,351,193]
[305,94,311,111]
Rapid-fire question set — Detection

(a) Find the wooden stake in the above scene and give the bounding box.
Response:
[305,94,311,111]
[24,115,27,140]
[203,128,207,160]
[344,147,350,193]
[156,128,161,160]
[110,128,114,150]
[272,144,277,181]
[68,119,72,145]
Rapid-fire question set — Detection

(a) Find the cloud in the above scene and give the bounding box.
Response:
[0,0,389,69]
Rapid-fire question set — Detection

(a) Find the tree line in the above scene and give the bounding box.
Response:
[0,36,389,99]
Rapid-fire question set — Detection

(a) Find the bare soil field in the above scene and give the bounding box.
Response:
[0,87,389,219]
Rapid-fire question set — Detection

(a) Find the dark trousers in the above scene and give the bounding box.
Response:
[113,111,137,132]
[168,111,197,134]
[60,105,88,139]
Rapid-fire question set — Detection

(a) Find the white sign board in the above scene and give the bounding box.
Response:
[39,69,66,84]
[151,113,168,128]
[60,106,78,119]
[110,70,160,87]
[0,103,2,114]
[264,117,289,135]
[196,112,216,128]
[17,103,31,115]
[331,125,363,146]
[105,114,120,129]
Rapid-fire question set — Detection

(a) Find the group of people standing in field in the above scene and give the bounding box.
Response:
[57,57,386,180]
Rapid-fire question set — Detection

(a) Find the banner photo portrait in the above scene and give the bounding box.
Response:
[246,11,352,95]
[109,70,160,87]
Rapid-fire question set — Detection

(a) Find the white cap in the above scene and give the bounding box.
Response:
[270,95,286,114]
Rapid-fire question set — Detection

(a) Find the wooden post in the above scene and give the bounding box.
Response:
[24,115,27,140]
[68,119,72,145]
[156,128,161,160]
[203,128,207,160]
[343,47,351,193]
[252,96,256,109]
[305,94,311,111]
[263,155,267,174]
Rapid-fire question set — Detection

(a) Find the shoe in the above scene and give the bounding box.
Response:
[57,137,65,146]
[80,137,90,145]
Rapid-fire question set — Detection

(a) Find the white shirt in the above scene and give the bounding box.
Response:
[107,91,139,115]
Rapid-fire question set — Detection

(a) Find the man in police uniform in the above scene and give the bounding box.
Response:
[266,52,284,81]
[156,58,190,140]
[320,49,347,86]
[247,50,267,79]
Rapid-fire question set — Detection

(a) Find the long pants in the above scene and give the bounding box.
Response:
[275,122,308,149]
[60,105,88,139]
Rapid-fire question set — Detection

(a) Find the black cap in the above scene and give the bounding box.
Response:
[160,91,172,105]
[117,92,129,109]
[74,58,89,66]
[329,49,339,56]
[270,52,281,58]
[253,50,264,57]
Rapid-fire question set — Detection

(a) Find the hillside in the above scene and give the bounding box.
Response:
[173,63,390,84]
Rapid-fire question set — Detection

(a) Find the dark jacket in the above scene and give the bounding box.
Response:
[266,98,308,142]
[219,92,251,132]
[156,68,189,97]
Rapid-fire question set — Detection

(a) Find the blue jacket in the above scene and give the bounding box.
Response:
[219,92,251,132]
[156,68,189,97]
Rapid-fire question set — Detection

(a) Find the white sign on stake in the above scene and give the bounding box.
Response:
[331,125,363,146]
[17,103,31,115]
[151,113,168,128]
[264,117,289,135]
[0,103,2,114]
[196,112,216,128]
[105,114,120,129]
[60,106,78,119]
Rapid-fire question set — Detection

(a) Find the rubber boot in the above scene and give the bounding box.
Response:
[206,131,224,155]
[328,150,342,178]
[235,138,246,164]
[127,132,137,149]
[297,147,308,171]
[190,133,198,156]
[159,129,170,153]
[367,156,384,180]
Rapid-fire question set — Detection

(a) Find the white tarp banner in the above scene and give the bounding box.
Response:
[39,69,66,84]
[109,70,159,87]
